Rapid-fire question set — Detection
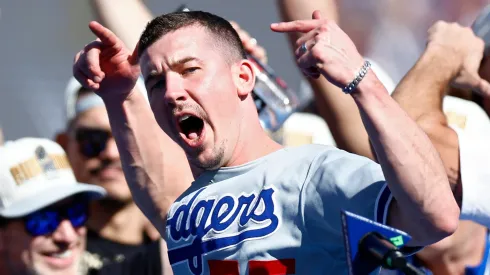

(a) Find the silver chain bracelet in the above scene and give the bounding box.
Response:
[342,60,371,94]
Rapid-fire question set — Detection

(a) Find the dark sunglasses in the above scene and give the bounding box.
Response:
[74,127,112,158]
[24,200,89,237]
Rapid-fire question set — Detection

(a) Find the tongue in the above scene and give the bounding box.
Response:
[187,132,198,140]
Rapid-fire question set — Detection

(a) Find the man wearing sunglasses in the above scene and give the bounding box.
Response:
[56,78,163,273]
[0,137,106,275]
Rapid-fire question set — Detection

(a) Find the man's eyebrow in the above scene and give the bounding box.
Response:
[169,56,201,67]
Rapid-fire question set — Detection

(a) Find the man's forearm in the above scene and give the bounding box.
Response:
[352,71,459,245]
[90,0,153,50]
[391,46,462,203]
[104,90,193,236]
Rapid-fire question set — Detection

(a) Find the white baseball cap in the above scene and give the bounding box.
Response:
[64,76,149,123]
[0,138,106,218]
[280,112,336,147]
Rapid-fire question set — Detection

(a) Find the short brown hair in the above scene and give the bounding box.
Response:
[138,11,246,63]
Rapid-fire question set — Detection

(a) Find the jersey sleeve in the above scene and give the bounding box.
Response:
[300,148,390,245]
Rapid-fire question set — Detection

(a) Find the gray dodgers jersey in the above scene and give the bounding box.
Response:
[165,144,392,275]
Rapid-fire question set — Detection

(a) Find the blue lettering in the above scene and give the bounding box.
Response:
[211,196,236,232]
[169,188,205,241]
[166,187,279,275]
[249,188,275,222]
[238,194,256,226]
[189,199,214,236]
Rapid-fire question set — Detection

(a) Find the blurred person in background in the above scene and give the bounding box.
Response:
[382,20,490,274]
[56,79,163,273]
[0,138,106,275]
[277,1,490,273]
[337,0,489,84]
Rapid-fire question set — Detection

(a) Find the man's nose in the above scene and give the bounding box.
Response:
[99,138,119,160]
[163,75,188,109]
[51,220,79,244]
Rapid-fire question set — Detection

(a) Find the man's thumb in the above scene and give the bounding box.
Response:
[312,10,323,20]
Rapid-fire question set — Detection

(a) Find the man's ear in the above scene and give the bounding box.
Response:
[55,132,69,151]
[233,59,256,99]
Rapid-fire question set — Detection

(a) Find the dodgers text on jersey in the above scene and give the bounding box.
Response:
[166,187,279,275]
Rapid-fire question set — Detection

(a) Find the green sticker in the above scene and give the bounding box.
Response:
[390,235,404,246]
[386,257,393,268]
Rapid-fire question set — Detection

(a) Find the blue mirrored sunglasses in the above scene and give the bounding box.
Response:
[75,127,111,158]
[24,201,89,237]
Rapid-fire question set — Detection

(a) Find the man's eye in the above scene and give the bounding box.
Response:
[183,67,199,75]
[151,80,166,92]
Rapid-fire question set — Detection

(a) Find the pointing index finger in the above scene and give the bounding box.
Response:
[88,21,121,48]
[270,19,320,33]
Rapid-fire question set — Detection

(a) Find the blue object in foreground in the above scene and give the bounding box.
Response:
[341,210,412,275]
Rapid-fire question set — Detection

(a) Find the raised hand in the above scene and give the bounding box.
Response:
[230,21,268,64]
[270,10,364,89]
[427,21,490,97]
[73,21,141,101]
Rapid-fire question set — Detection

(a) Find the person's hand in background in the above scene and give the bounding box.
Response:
[427,21,490,96]
[230,21,268,64]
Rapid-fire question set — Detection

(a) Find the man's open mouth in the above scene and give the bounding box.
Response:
[177,114,205,147]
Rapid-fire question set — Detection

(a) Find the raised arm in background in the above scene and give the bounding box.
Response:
[272,10,459,246]
[275,0,374,158]
[392,21,490,195]
[379,21,490,274]
[90,0,153,50]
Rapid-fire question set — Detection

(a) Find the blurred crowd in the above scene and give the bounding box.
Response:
[1,0,490,274]
[340,0,488,83]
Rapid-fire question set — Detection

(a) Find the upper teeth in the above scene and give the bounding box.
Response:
[179,115,191,122]
[52,250,72,259]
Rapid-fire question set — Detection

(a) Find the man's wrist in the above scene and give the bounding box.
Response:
[99,85,140,107]
[342,60,372,94]
[423,43,462,79]
[349,69,387,100]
